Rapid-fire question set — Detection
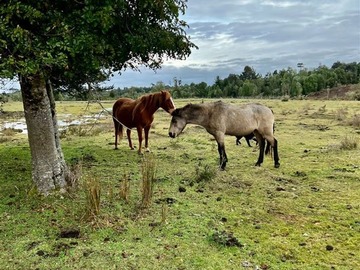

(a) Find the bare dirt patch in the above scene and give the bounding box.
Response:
[307,84,359,100]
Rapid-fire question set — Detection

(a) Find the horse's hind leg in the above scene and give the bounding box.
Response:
[263,135,280,168]
[126,129,134,150]
[114,121,122,150]
[254,131,265,166]
[245,136,252,147]
[273,138,280,168]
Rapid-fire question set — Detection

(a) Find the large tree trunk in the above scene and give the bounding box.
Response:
[20,73,68,195]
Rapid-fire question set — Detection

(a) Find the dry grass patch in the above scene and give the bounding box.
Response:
[339,135,358,150]
[140,153,156,208]
[84,176,101,219]
[348,114,360,128]
[119,172,130,202]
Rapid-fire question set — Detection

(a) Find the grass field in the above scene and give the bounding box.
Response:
[0,98,359,270]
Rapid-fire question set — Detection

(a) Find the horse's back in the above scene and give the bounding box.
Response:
[238,103,274,134]
[213,102,274,136]
[113,98,134,112]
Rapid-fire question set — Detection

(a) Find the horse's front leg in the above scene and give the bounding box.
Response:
[137,126,143,154]
[144,125,151,152]
[217,142,228,170]
[126,129,134,150]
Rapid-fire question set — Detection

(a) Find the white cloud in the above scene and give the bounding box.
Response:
[2,0,359,91]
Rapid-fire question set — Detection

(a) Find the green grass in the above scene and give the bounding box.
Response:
[0,99,359,269]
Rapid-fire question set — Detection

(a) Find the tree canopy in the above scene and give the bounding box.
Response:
[0,0,197,88]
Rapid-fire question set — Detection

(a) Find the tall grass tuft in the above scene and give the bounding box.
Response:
[141,153,156,208]
[348,114,360,127]
[195,162,217,183]
[335,108,348,121]
[84,177,101,219]
[161,203,168,224]
[119,173,130,202]
[339,135,358,150]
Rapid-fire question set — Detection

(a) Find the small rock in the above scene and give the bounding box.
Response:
[221,217,227,222]
[326,245,334,251]
[36,250,45,256]
[103,237,111,242]
[59,228,80,238]
[311,186,320,192]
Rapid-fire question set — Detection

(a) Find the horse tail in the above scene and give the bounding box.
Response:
[265,121,276,156]
[113,102,124,149]
[265,141,272,156]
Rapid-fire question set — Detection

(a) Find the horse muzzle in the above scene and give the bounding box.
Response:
[169,132,176,138]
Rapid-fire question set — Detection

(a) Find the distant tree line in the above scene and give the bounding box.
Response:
[105,61,359,99]
[2,61,359,101]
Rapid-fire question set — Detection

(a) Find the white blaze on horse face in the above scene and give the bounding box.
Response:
[167,97,176,114]
[170,97,176,109]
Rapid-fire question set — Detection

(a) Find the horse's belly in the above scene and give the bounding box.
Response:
[226,127,254,136]
[225,121,257,136]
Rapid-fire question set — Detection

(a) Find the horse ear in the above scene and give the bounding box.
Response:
[171,109,179,116]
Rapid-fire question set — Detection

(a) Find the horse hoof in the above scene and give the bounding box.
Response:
[255,163,261,167]
[275,163,280,168]
[145,148,150,152]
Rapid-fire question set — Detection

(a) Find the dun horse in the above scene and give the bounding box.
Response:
[113,90,175,154]
[168,101,280,169]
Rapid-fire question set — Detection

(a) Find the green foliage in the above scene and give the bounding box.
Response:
[0,0,197,93]
[100,61,360,100]
[195,162,217,183]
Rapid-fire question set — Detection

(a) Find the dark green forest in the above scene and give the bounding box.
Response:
[1,61,360,102]
[107,61,360,100]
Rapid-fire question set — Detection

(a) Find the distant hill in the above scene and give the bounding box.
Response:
[306,84,360,100]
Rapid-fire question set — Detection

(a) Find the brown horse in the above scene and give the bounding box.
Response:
[113,90,175,154]
[168,101,279,169]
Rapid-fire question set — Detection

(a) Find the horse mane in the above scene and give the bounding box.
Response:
[179,103,206,121]
[132,92,163,120]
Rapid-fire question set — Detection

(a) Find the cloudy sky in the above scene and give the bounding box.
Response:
[1,0,359,91]
[107,0,360,88]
